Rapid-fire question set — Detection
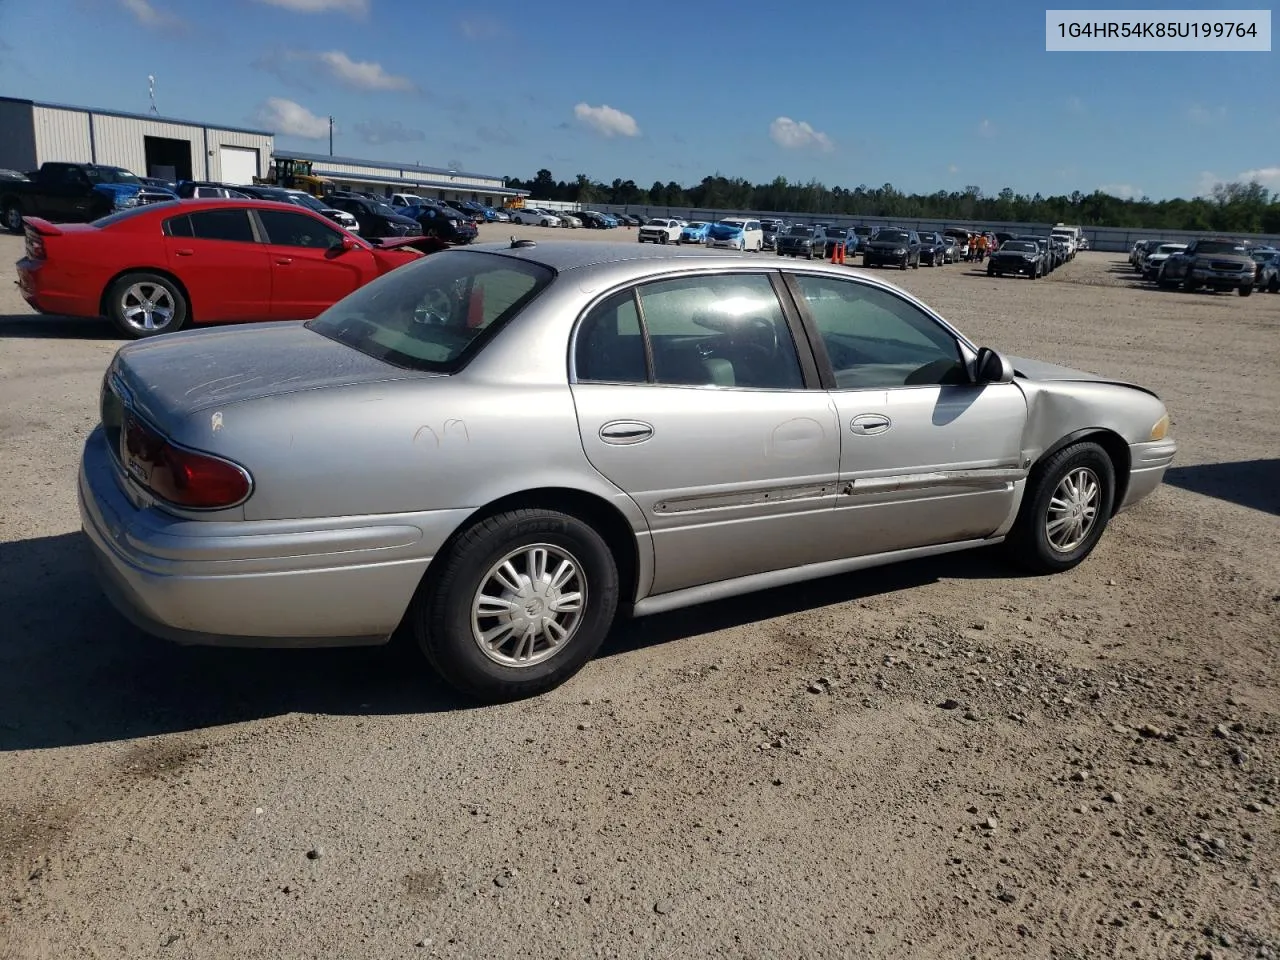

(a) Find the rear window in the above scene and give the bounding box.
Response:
[92,206,165,229]
[307,250,554,373]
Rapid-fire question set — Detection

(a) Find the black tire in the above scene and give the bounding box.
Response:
[1269,277,1279,293]
[105,272,188,339]
[1004,441,1115,575]
[2,200,24,234]
[659,233,668,244]
[413,508,620,702]
[900,256,908,271]
[986,266,995,277]
[1238,284,1253,297]
[1182,274,1199,292]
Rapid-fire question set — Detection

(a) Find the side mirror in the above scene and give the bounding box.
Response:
[338,234,357,251]
[974,346,1014,384]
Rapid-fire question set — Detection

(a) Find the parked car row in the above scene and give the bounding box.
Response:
[986,233,1073,279]
[1129,236,1277,295]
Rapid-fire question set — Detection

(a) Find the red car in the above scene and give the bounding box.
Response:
[16,199,446,338]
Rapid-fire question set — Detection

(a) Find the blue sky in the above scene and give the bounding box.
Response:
[0,0,1274,200]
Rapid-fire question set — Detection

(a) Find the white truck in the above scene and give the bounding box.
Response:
[1051,223,1084,258]
[638,217,683,244]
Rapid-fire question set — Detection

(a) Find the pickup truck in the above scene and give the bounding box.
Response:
[1156,237,1256,296]
[1,162,150,233]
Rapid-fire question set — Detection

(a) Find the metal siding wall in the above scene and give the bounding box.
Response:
[206,131,273,181]
[0,100,37,170]
[32,106,93,164]
[90,115,205,178]
[304,159,501,189]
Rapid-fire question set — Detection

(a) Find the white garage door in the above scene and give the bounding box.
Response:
[218,146,259,185]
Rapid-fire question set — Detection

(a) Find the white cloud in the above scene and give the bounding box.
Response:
[253,97,330,138]
[119,0,182,29]
[1187,103,1227,124]
[1098,183,1142,200]
[768,117,833,152]
[978,118,996,137]
[1238,166,1280,188]
[251,0,369,14]
[947,164,959,175]
[1196,171,1221,196]
[314,50,414,91]
[573,103,640,138]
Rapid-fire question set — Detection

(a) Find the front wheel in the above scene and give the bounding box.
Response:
[1004,441,1115,574]
[413,509,620,702]
[1238,284,1253,297]
[106,272,188,339]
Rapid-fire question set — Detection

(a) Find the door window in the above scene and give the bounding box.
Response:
[791,275,967,390]
[187,209,256,243]
[256,209,343,249]
[575,290,647,383]
[636,274,804,389]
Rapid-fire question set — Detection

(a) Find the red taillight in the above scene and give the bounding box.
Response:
[24,230,45,260]
[123,415,251,509]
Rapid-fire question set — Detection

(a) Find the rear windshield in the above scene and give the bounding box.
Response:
[877,230,910,242]
[1195,240,1248,255]
[1000,241,1038,253]
[307,250,554,373]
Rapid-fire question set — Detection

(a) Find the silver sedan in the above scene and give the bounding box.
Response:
[79,241,1176,701]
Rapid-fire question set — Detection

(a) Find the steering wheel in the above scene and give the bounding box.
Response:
[727,316,779,361]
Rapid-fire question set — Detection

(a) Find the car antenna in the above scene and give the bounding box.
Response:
[509,236,536,248]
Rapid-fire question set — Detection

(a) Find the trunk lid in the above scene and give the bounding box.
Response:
[105,321,431,432]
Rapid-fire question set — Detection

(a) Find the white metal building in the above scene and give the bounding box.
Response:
[0,96,274,184]
[283,151,528,206]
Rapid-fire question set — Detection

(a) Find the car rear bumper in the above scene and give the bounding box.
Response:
[15,258,101,317]
[78,425,466,648]
[1117,438,1177,513]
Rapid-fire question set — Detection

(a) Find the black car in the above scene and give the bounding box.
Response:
[760,218,785,250]
[411,201,479,243]
[236,184,360,232]
[918,231,947,266]
[323,195,423,238]
[776,224,821,259]
[987,239,1045,279]
[863,228,921,269]
[1014,235,1053,272]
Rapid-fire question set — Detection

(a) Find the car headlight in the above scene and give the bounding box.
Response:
[1149,414,1170,441]
[894,248,906,255]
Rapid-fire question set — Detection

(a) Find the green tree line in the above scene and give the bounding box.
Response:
[504,169,1280,234]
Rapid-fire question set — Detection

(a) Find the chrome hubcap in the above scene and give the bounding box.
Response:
[121,282,175,332]
[471,544,586,667]
[1046,467,1101,552]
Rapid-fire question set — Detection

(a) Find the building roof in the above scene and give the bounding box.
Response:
[0,96,274,137]
[295,163,529,197]
[282,150,507,185]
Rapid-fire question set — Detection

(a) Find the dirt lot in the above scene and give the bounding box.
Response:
[1,225,1277,960]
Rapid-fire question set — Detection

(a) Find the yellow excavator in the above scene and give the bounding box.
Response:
[254,157,335,197]
[503,196,525,210]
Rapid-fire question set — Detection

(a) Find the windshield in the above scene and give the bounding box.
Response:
[787,226,813,236]
[1195,240,1248,255]
[1155,244,1185,255]
[1001,241,1037,253]
[718,220,745,228]
[854,227,874,236]
[686,221,707,228]
[876,230,910,243]
[287,192,328,212]
[307,251,554,373]
[87,167,141,185]
[371,201,400,218]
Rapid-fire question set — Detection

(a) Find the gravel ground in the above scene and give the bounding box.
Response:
[1,226,1277,960]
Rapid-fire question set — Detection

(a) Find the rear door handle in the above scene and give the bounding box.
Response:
[849,414,891,436]
[599,420,654,445]
[174,248,193,256]
[275,257,293,265]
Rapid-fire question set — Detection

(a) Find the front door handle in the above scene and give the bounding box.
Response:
[174,248,194,256]
[275,257,293,265]
[599,420,654,445]
[849,414,891,436]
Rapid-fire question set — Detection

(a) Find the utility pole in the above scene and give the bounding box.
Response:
[328,116,334,156]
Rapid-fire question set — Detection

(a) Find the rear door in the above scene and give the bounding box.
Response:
[253,207,374,320]
[782,271,1028,560]
[162,208,272,322]
[570,270,840,596]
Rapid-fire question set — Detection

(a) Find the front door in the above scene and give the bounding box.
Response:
[783,272,1028,560]
[162,207,273,322]
[570,272,840,596]
[253,208,372,320]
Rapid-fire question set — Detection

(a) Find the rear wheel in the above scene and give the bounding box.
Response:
[1005,441,1115,574]
[412,509,620,702]
[2,201,24,233]
[106,272,188,339]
